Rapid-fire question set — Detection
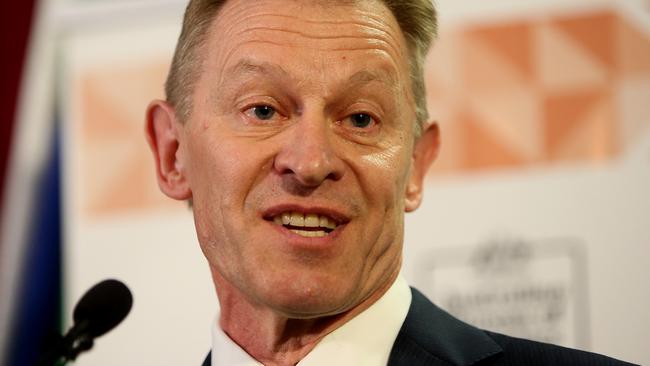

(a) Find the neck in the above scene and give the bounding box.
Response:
[212,270,398,366]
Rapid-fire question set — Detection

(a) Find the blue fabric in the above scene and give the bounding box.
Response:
[5,122,62,366]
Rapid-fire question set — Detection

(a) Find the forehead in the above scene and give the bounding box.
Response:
[202,0,410,84]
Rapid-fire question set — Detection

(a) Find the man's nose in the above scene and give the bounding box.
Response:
[273,115,344,188]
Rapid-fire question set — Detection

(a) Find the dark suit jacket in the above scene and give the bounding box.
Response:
[202,288,637,365]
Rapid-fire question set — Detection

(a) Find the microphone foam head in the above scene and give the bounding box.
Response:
[73,279,133,338]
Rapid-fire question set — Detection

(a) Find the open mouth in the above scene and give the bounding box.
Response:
[269,212,338,238]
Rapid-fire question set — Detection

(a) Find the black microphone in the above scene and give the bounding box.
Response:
[37,279,133,365]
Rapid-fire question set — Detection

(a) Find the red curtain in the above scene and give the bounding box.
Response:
[0,1,37,211]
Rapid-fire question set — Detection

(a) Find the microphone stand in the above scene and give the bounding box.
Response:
[36,320,95,366]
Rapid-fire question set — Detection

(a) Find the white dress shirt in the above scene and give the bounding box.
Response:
[211,275,412,365]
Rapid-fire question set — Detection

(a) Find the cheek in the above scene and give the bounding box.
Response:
[184,139,238,243]
[189,136,250,196]
[360,144,402,167]
[187,135,279,240]
[359,144,412,206]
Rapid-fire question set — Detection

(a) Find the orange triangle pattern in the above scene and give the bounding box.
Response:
[552,11,618,73]
[458,110,524,171]
[465,22,535,84]
[423,8,650,178]
[618,19,650,75]
[81,75,134,140]
[543,89,616,161]
[76,60,178,217]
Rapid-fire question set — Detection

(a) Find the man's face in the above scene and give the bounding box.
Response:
[157,0,435,317]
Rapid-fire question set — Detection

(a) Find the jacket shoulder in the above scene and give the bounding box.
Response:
[480,331,638,366]
[389,288,638,366]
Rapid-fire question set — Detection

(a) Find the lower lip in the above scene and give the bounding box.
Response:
[265,220,344,249]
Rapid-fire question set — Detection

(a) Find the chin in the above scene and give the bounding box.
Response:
[256,272,361,318]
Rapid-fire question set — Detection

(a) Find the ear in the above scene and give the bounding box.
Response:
[404,122,440,212]
[145,100,192,201]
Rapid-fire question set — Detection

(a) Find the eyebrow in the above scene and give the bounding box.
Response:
[225,59,291,80]
[346,69,398,91]
[224,58,398,90]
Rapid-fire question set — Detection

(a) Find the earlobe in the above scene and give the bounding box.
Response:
[145,100,192,201]
[404,122,440,212]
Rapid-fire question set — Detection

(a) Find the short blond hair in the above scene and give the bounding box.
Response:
[165,0,437,136]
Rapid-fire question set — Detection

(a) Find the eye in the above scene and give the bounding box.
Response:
[246,105,277,120]
[346,113,375,129]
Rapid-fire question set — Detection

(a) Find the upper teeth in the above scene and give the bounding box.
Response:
[273,212,337,230]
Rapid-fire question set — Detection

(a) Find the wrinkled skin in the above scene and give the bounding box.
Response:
[146,0,439,363]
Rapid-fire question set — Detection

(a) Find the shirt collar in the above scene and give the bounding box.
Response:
[211,275,412,366]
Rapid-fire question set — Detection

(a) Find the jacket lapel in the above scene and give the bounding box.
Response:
[202,351,211,366]
[388,288,502,366]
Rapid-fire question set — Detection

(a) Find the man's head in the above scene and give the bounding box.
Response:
[146,0,439,318]
[165,0,437,136]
